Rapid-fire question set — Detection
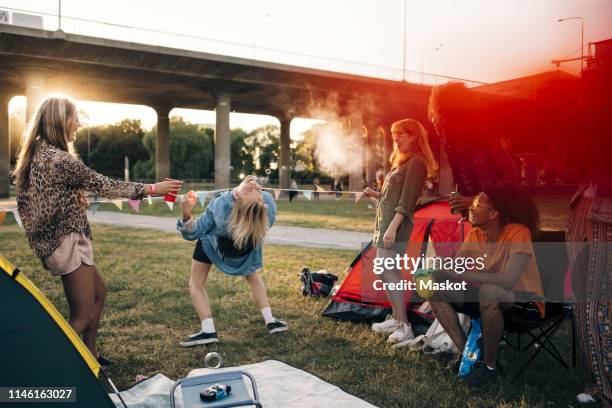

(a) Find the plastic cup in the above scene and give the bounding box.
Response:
[164,177,179,202]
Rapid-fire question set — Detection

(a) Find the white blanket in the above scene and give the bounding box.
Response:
[111,360,377,408]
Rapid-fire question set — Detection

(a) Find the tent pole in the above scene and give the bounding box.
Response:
[101,370,129,408]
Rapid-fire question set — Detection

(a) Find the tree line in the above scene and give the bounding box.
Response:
[7,111,322,181]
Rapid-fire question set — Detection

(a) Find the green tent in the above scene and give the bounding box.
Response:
[0,255,119,407]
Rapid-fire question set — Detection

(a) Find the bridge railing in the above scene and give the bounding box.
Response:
[0,6,487,88]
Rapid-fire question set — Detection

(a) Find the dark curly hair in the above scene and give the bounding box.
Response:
[428,82,481,146]
[484,183,540,240]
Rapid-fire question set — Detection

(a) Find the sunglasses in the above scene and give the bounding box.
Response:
[469,195,495,212]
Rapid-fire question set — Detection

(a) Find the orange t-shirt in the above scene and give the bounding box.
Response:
[459,223,545,317]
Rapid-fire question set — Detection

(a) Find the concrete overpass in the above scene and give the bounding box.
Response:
[0,24,444,198]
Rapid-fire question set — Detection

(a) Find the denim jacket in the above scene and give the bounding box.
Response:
[177,190,276,276]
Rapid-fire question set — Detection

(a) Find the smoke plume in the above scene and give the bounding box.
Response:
[303,90,376,178]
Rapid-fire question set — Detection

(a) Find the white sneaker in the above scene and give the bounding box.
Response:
[576,393,597,404]
[387,322,414,344]
[371,315,401,334]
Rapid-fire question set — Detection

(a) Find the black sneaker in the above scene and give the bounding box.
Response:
[179,331,219,347]
[462,361,500,388]
[97,356,113,367]
[267,320,288,334]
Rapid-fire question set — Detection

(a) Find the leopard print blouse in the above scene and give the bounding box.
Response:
[16,139,146,260]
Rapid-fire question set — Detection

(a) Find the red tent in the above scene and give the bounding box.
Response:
[321,199,470,321]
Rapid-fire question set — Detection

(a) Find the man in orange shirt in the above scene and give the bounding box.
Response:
[429,183,545,387]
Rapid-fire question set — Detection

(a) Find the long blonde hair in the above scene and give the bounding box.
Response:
[228,197,269,249]
[13,94,78,191]
[389,118,438,178]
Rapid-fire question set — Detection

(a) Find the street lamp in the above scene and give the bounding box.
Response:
[420,44,442,84]
[558,17,584,72]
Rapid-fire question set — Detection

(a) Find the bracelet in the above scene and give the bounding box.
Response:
[150,183,156,194]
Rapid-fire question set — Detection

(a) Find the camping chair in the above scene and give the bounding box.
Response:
[502,230,576,383]
[170,370,262,408]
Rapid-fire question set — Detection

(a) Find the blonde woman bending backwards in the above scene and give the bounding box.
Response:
[177,176,287,346]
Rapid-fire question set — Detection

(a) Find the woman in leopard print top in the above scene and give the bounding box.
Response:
[14,94,183,364]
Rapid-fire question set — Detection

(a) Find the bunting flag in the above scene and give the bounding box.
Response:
[12,209,22,228]
[0,212,6,225]
[164,192,177,203]
[64,186,374,220]
[197,192,209,208]
[354,192,364,204]
[89,202,100,215]
[128,199,140,213]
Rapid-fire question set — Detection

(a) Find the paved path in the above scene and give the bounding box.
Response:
[87,211,371,250]
[0,198,16,210]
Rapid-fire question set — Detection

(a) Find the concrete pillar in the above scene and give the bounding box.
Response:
[0,95,10,198]
[214,91,231,188]
[278,116,292,189]
[364,123,378,187]
[348,119,364,193]
[25,83,45,125]
[154,105,171,180]
[21,67,51,124]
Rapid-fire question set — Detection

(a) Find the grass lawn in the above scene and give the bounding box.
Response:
[0,223,585,408]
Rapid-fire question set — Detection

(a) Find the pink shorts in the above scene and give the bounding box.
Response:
[43,233,95,276]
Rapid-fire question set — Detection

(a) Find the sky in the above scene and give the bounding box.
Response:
[4,0,612,133]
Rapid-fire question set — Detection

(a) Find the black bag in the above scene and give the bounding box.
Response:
[299,267,338,297]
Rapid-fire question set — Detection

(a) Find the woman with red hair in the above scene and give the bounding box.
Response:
[363,118,437,344]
